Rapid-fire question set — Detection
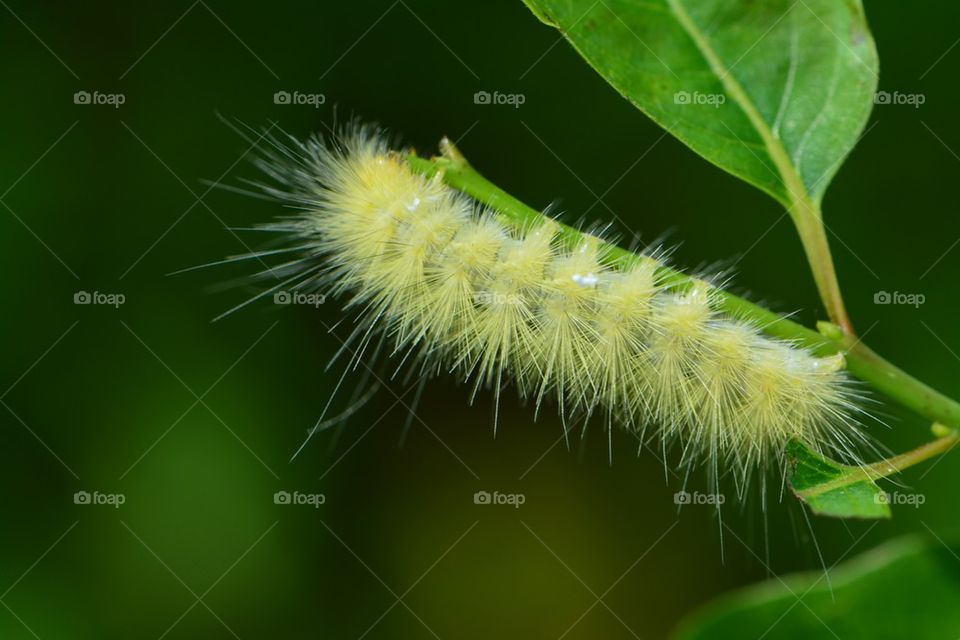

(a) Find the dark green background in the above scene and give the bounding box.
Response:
[3,1,959,637]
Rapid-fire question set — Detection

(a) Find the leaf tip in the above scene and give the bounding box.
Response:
[521,0,560,28]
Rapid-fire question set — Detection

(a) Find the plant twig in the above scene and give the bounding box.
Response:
[796,428,960,500]
[406,149,960,437]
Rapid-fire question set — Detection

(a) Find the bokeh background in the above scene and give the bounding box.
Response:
[3,1,960,637]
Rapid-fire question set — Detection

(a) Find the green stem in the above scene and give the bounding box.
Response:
[797,429,960,499]
[861,429,959,479]
[791,203,854,336]
[406,149,960,436]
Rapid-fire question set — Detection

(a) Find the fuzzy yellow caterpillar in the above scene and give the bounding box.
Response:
[238,124,867,492]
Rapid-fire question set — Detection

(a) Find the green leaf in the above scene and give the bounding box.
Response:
[673,536,960,639]
[786,440,890,519]
[520,0,878,210]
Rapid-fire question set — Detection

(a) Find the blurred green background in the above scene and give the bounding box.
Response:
[3,1,960,637]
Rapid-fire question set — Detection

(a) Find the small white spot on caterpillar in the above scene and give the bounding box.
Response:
[571,272,598,288]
